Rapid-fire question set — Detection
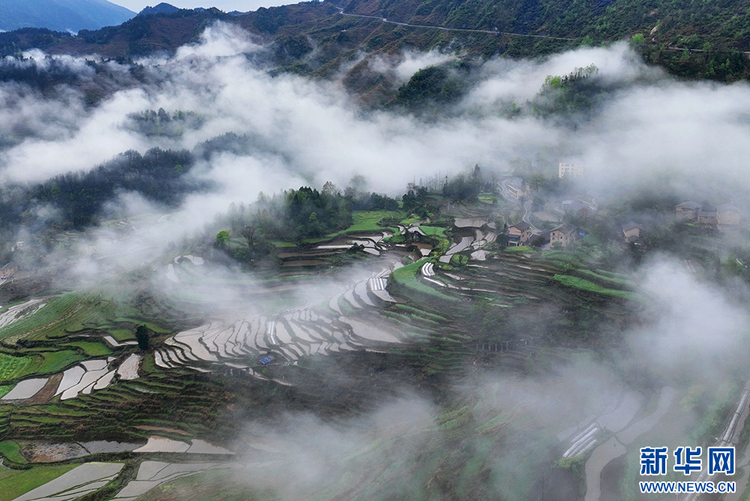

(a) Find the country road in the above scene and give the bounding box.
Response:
[498,177,540,233]
[335,8,578,41]
[336,8,750,56]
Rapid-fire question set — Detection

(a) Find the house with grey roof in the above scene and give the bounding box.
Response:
[676,201,701,220]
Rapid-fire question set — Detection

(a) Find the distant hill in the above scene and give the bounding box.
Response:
[0,0,135,32]
[1,0,749,86]
[138,3,180,16]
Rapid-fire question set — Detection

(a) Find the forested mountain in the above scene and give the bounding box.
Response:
[138,3,181,16]
[343,0,750,48]
[0,0,135,32]
[1,0,749,87]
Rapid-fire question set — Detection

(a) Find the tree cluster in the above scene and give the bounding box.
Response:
[125,108,205,138]
[33,148,201,229]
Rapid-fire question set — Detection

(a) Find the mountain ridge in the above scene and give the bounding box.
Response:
[138,2,181,16]
[0,0,748,84]
[0,0,136,32]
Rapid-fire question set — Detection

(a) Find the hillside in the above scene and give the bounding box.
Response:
[343,0,750,48]
[0,0,135,32]
[138,2,181,16]
[0,0,747,88]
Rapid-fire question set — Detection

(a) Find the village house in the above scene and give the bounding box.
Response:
[563,200,591,218]
[507,222,532,246]
[622,222,646,244]
[558,163,584,179]
[0,263,18,280]
[550,223,580,248]
[717,204,740,228]
[697,207,718,226]
[675,200,741,231]
[675,201,701,220]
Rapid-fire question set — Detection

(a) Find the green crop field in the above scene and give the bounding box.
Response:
[393,304,449,322]
[504,246,534,253]
[0,440,26,464]
[30,350,84,376]
[0,294,82,341]
[552,275,639,300]
[0,464,78,501]
[576,269,634,288]
[63,341,112,357]
[418,226,448,238]
[391,260,458,301]
[0,353,33,382]
[346,210,404,233]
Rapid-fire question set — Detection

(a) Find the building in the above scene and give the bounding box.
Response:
[558,163,584,179]
[697,208,718,226]
[563,200,591,218]
[675,201,739,229]
[717,204,740,227]
[675,201,701,220]
[0,263,17,280]
[550,223,580,248]
[622,222,646,244]
[507,222,532,246]
[507,179,530,200]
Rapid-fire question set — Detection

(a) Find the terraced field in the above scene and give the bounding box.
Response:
[0,209,651,501]
[153,269,410,379]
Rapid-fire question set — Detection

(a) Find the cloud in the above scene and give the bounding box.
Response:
[628,257,750,381]
[2,24,747,215]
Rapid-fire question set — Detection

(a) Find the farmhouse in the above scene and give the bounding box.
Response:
[507,222,532,246]
[675,201,701,220]
[622,222,646,244]
[0,263,17,280]
[717,204,740,228]
[697,208,718,226]
[563,200,591,218]
[550,223,580,248]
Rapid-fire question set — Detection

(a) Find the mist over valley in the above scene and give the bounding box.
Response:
[0,3,749,500]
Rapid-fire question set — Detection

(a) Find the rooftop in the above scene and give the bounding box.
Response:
[677,201,702,210]
[509,221,531,231]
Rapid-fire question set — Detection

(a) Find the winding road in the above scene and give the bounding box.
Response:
[335,8,578,41]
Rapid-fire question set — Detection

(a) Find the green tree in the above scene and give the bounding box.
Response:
[630,34,645,46]
[135,325,149,350]
[215,230,230,249]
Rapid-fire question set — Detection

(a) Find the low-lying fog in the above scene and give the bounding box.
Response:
[2,18,750,500]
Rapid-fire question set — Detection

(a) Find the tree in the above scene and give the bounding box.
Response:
[135,325,149,350]
[322,181,339,196]
[241,224,260,251]
[215,230,231,250]
[630,34,645,46]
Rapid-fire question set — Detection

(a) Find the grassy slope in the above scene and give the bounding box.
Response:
[0,464,78,501]
[552,274,638,300]
[391,259,457,301]
[0,440,25,463]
